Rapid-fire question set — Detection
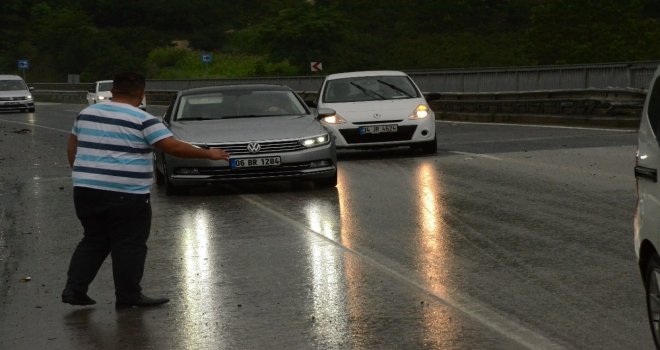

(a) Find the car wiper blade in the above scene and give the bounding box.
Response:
[376,79,413,98]
[221,115,261,119]
[350,82,386,100]
[178,117,215,121]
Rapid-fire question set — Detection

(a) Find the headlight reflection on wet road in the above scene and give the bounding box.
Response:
[413,162,460,344]
[179,208,223,342]
[304,172,351,346]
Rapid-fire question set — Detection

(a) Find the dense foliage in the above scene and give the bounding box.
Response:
[1,0,660,81]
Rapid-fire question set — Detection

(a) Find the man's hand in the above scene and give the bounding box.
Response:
[207,148,230,161]
[155,137,230,160]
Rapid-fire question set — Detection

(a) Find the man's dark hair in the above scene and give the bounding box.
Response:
[112,72,145,99]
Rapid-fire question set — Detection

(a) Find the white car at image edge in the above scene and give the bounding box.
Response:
[634,63,660,348]
[314,70,437,153]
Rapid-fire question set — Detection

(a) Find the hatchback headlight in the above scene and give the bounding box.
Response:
[98,96,107,100]
[409,104,430,120]
[321,114,346,124]
[300,134,330,148]
[26,95,33,100]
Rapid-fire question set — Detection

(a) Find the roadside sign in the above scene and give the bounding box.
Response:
[17,60,29,69]
[201,53,213,64]
[311,62,322,72]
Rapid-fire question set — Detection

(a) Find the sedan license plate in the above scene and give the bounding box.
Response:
[359,124,398,135]
[231,156,281,169]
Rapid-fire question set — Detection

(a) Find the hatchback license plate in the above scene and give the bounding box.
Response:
[231,156,281,168]
[359,124,398,135]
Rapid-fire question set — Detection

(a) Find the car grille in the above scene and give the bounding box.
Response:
[177,161,331,179]
[0,97,25,101]
[352,119,404,125]
[339,125,417,144]
[206,140,306,155]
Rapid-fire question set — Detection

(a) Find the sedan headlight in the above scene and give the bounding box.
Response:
[321,114,346,124]
[98,95,107,100]
[409,104,430,120]
[300,134,330,148]
[26,95,33,100]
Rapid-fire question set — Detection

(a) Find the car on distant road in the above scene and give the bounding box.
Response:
[87,79,147,111]
[0,75,35,113]
[313,70,436,153]
[154,84,338,194]
[634,63,660,349]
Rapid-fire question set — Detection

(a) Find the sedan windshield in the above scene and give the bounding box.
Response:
[323,75,420,103]
[175,90,308,121]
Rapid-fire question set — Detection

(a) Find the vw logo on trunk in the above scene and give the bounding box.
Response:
[373,113,382,119]
[247,142,261,153]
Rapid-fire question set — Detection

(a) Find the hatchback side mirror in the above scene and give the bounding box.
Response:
[315,108,336,120]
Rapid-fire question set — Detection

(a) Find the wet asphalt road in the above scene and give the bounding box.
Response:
[0,103,652,349]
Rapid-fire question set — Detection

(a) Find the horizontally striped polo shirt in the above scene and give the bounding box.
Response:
[71,102,173,194]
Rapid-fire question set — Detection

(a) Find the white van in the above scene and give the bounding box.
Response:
[634,64,660,348]
[87,80,147,111]
[0,75,35,113]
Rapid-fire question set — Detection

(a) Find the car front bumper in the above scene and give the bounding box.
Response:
[0,100,34,111]
[325,117,436,149]
[162,143,337,186]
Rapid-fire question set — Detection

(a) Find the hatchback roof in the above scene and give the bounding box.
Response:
[325,70,408,80]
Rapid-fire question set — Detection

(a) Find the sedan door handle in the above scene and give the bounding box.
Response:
[635,166,658,182]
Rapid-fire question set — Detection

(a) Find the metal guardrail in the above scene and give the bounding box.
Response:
[29,62,656,128]
[31,61,660,94]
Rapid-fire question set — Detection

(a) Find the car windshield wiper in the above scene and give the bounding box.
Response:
[376,79,413,98]
[350,82,386,100]
[178,117,215,121]
[221,114,287,119]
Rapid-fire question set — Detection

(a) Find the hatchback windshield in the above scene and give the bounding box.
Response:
[323,75,420,103]
[175,90,308,120]
[0,80,28,91]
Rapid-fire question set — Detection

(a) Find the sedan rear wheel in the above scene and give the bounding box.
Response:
[645,254,660,349]
[154,159,165,186]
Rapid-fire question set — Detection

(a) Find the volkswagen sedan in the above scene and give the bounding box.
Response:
[154,85,337,194]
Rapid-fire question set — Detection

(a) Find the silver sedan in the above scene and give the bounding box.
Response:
[154,85,337,194]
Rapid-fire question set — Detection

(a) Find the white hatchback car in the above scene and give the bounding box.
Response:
[87,80,147,111]
[315,71,437,153]
[635,64,660,348]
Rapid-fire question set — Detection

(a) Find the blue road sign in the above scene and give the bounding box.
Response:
[201,54,212,64]
[17,60,29,69]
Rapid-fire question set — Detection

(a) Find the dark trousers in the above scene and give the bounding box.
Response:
[64,186,151,302]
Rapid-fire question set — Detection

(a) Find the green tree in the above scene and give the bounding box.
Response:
[526,0,657,64]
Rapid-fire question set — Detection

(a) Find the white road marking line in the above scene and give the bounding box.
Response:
[240,194,566,350]
[449,150,503,160]
[0,118,69,133]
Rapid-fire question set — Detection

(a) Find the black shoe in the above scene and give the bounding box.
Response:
[115,294,169,309]
[62,289,96,306]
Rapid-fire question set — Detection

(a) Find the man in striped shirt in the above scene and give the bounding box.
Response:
[61,72,229,308]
